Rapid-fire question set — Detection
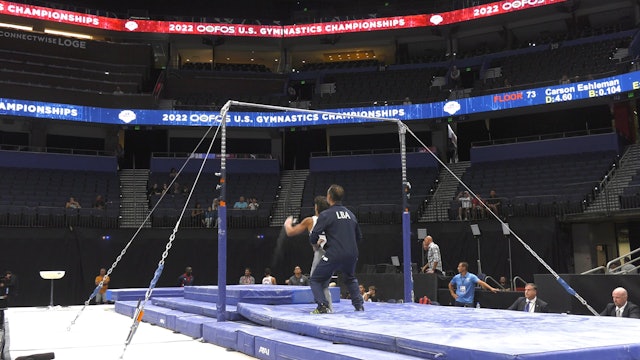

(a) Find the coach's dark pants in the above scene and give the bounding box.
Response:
[310,253,363,309]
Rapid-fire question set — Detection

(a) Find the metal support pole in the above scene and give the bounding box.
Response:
[398,122,413,303]
[507,235,514,290]
[49,279,54,307]
[476,236,482,275]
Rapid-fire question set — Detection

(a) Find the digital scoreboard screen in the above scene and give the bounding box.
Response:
[0,71,637,128]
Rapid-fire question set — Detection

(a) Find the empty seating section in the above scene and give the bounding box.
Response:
[312,67,442,109]
[0,29,153,107]
[475,37,631,94]
[0,167,120,227]
[452,151,617,219]
[167,70,288,110]
[158,26,636,111]
[0,50,144,94]
[301,168,438,224]
[148,172,279,228]
[619,170,640,209]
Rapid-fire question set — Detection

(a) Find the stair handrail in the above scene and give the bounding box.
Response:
[512,276,528,289]
[582,247,640,274]
[483,275,505,290]
[581,265,606,275]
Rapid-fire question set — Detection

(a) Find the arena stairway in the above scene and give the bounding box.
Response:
[585,143,640,213]
[419,161,470,222]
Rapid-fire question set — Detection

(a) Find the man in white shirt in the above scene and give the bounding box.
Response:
[507,283,548,313]
[420,236,443,274]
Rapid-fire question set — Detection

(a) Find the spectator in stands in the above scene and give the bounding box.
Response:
[178,266,194,287]
[262,268,277,285]
[559,74,571,84]
[94,268,110,304]
[507,283,548,313]
[169,168,178,179]
[286,266,309,286]
[600,287,640,318]
[363,285,379,302]
[248,197,259,210]
[191,202,205,226]
[503,78,512,88]
[608,260,622,273]
[620,256,637,274]
[486,190,501,216]
[449,261,498,307]
[421,235,443,274]
[204,205,216,228]
[65,197,81,209]
[2,270,18,306]
[234,196,249,209]
[162,183,169,194]
[0,280,5,324]
[499,276,510,290]
[115,143,124,170]
[181,184,190,195]
[472,195,485,220]
[172,182,182,195]
[447,137,457,164]
[148,183,162,197]
[403,97,412,105]
[359,284,367,299]
[239,267,255,285]
[449,65,461,88]
[113,86,124,95]
[287,85,297,101]
[457,191,472,220]
[93,195,106,209]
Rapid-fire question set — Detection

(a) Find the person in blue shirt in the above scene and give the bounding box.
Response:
[448,261,497,307]
[233,196,248,209]
[309,184,364,314]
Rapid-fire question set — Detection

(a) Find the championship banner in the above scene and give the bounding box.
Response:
[0,0,566,37]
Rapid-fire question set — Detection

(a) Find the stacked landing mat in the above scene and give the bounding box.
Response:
[106,287,184,302]
[115,300,422,359]
[114,285,421,360]
[114,285,640,360]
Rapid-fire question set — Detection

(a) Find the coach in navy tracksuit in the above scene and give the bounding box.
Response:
[309,184,364,313]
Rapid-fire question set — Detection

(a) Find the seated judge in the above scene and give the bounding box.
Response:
[600,287,640,318]
[507,283,548,313]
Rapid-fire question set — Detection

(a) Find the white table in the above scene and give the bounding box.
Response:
[39,271,65,308]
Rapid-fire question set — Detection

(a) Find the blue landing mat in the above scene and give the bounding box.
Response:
[114,301,193,331]
[151,297,242,321]
[238,300,640,360]
[175,314,219,339]
[185,285,341,305]
[202,321,423,360]
[106,287,184,302]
